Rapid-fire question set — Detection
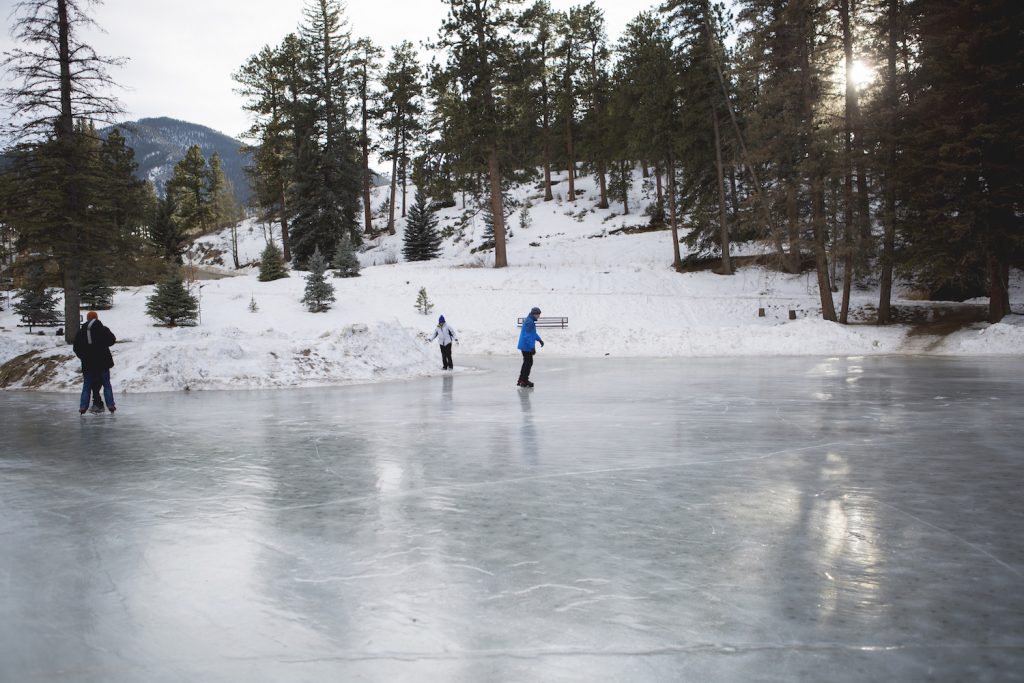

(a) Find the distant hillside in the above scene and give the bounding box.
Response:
[101,117,251,206]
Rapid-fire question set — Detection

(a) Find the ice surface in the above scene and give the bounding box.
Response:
[1,356,1023,682]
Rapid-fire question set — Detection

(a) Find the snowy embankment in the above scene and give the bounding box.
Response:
[1,172,1022,394]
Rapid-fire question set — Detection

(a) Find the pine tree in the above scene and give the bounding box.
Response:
[900,0,1023,322]
[207,152,244,268]
[167,145,211,237]
[379,41,423,233]
[434,0,521,267]
[79,263,114,310]
[414,286,434,315]
[301,247,335,312]
[13,263,61,327]
[149,194,189,264]
[288,0,362,266]
[333,234,361,277]
[258,242,289,281]
[480,200,496,248]
[402,189,442,261]
[2,0,125,343]
[145,267,198,326]
[519,199,533,230]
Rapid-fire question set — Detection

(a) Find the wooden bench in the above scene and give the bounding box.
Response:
[18,315,63,330]
[517,316,568,329]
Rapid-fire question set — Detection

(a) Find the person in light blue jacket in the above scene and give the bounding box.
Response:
[517,306,544,387]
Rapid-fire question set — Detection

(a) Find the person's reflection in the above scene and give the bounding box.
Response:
[519,389,539,466]
[440,374,454,416]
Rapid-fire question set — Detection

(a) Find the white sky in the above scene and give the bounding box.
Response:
[1,0,660,140]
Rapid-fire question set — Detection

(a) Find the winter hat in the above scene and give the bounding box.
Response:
[530,306,541,315]
[86,311,98,321]
[438,315,445,323]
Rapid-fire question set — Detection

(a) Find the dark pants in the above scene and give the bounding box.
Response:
[80,370,114,411]
[519,350,535,381]
[440,343,453,369]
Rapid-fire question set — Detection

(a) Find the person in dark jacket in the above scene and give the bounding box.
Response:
[516,306,544,387]
[73,311,117,414]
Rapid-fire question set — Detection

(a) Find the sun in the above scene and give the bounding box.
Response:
[834,58,875,92]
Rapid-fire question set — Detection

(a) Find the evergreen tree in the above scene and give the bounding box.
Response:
[414,286,434,315]
[166,145,212,237]
[258,242,289,281]
[2,0,125,343]
[434,0,522,268]
[235,39,301,262]
[207,152,244,268]
[379,41,424,233]
[900,0,1023,322]
[149,194,189,264]
[145,267,198,326]
[288,0,362,266]
[333,234,361,277]
[519,198,533,230]
[353,37,384,234]
[301,247,335,312]
[97,129,150,281]
[480,200,496,248]
[13,263,61,327]
[79,263,114,310]
[402,189,442,261]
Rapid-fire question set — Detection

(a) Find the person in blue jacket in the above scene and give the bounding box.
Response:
[517,306,544,387]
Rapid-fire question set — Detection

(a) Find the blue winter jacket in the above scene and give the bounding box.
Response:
[517,314,543,352]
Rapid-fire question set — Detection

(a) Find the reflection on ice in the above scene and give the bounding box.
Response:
[1,356,1023,682]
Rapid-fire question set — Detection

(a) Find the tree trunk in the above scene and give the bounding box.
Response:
[785,181,802,273]
[565,106,576,202]
[988,256,1010,323]
[641,160,649,178]
[712,104,732,275]
[811,174,837,321]
[488,147,508,268]
[387,154,398,235]
[231,223,240,269]
[620,161,629,215]
[57,0,80,344]
[878,0,899,324]
[400,134,408,218]
[667,156,682,272]
[542,140,553,201]
[655,164,663,211]
[597,162,608,209]
[361,77,373,234]
[279,178,291,262]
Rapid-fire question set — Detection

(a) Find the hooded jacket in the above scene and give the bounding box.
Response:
[517,314,543,352]
[73,319,116,374]
[429,322,458,345]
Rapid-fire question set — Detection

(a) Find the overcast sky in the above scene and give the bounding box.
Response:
[2,0,661,141]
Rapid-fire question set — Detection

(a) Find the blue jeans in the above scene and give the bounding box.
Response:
[80,370,114,411]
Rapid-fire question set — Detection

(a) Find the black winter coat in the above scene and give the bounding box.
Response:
[73,319,116,374]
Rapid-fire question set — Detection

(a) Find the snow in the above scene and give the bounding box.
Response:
[1,171,1021,394]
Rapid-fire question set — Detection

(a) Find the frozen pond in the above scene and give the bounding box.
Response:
[1,356,1023,682]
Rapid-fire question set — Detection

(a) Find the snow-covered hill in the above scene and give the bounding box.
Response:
[1,170,1021,394]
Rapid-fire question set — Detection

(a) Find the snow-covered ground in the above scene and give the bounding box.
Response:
[1,171,1021,393]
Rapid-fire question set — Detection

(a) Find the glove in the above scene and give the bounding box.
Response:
[539,340,545,347]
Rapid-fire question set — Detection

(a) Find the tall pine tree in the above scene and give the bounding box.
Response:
[403,189,442,261]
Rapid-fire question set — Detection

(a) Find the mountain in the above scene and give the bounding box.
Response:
[101,117,251,206]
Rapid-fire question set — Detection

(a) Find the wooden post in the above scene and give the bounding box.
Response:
[788,310,797,320]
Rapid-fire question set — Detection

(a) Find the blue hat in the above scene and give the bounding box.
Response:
[530,306,541,315]
[438,315,445,323]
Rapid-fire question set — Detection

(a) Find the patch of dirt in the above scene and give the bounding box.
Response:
[0,350,74,388]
